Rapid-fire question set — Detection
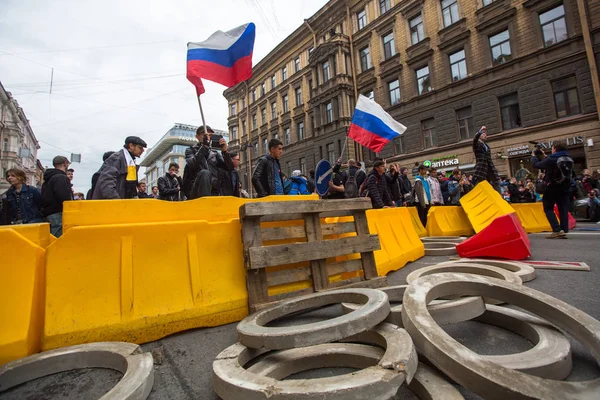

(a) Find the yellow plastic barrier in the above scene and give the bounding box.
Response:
[366,208,424,276]
[512,203,552,233]
[0,223,55,248]
[62,195,318,232]
[407,207,427,237]
[43,219,248,350]
[0,230,45,365]
[426,206,475,237]
[459,181,515,233]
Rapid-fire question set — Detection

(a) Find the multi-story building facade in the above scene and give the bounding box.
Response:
[0,81,41,193]
[225,0,600,187]
[141,123,227,191]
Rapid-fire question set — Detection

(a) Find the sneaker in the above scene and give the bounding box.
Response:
[547,231,566,239]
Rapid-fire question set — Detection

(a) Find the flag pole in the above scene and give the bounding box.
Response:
[196,95,208,131]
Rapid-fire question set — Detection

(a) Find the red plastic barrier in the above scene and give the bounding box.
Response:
[457,213,531,260]
[553,205,576,231]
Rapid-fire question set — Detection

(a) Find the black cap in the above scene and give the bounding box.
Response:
[125,136,147,147]
[196,125,214,135]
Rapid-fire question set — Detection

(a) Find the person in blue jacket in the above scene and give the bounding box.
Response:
[288,170,310,195]
[5,168,42,224]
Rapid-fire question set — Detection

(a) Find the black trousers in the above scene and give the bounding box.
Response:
[416,203,430,228]
[543,188,570,233]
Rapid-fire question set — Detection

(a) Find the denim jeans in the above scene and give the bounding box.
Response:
[46,212,63,238]
[542,189,570,233]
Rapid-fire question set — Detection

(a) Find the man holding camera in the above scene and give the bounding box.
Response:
[531,141,573,239]
[183,125,232,199]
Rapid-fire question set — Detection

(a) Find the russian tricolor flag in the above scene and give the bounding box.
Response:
[348,95,407,153]
[187,23,256,95]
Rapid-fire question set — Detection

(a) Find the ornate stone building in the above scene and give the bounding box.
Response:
[225,0,600,191]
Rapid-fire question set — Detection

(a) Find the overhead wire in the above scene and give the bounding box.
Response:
[0,39,180,55]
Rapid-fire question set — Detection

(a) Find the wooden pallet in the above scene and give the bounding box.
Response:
[240,198,387,312]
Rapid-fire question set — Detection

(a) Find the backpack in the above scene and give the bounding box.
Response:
[359,174,376,198]
[344,169,360,198]
[283,178,292,194]
[552,156,574,189]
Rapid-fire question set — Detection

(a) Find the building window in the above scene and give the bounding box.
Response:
[323,61,331,82]
[379,0,390,15]
[552,76,580,117]
[262,138,268,154]
[410,14,425,45]
[261,83,266,96]
[483,0,496,5]
[242,120,246,136]
[449,49,467,81]
[388,80,401,106]
[232,126,238,140]
[286,161,292,177]
[230,103,237,116]
[393,135,406,155]
[363,90,374,101]
[499,93,521,130]
[241,98,246,109]
[326,102,334,123]
[357,9,367,30]
[295,87,303,106]
[252,88,256,102]
[271,102,277,120]
[359,46,371,72]
[284,127,291,145]
[298,122,305,140]
[282,66,288,80]
[252,114,257,129]
[295,56,301,72]
[489,30,512,66]
[441,0,459,28]
[271,75,276,89]
[327,143,336,165]
[421,118,436,148]
[540,4,567,47]
[261,108,267,124]
[456,106,474,140]
[382,32,396,60]
[253,142,259,157]
[3,138,9,151]
[308,46,314,56]
[299,157,306,175]
[416,66,431,95]
[283,95,289,113]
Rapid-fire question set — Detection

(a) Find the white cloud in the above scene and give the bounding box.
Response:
[0,0,328,192]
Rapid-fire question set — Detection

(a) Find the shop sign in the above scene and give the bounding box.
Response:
[507,145,530,157]
[536,136,584,149]
[424,155,459,169]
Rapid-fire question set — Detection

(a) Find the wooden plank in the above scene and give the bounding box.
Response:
[261,222,356,242]
[352,211,379,280]
[241,198,372,218]
[242,217,268,308]
[322,276,387,291]
[250,287,316,312]
[259,210,354,223]
[266,266,311,286]
[304,212,329,291]
[327,259,364,276]
[248,235,381,270]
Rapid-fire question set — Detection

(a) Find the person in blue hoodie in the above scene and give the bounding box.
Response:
[288,170,310,195]
[531,141,571,239]
[413,164,430,227]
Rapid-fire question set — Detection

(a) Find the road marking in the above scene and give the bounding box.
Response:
[531,231,600,236]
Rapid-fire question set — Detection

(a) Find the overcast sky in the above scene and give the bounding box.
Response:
[0,0,329,192]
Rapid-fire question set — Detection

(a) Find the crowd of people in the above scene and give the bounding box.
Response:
[2,123,599,238]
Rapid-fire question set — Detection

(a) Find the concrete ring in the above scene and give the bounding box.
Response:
[421,236,466,243]
[341,285,486,328]
[0,342,154,400]
[237,288,390,350]
[213,322,418,400]
[475,305,572,380]
[436,259,536,282]
[407,363,465,399]
[423,242,457,256]
[406,263,523,305]
[402,273,600,400]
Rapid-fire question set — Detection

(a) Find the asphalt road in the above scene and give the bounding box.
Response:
[2,224,599,400]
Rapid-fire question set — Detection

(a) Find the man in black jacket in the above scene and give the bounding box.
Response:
[93,136,146,199]
[158,162,182,201]
[472,126,500,191]
[365,160,394,209]
[252,138,284,197]
[41,155,74,237]
[219,152,240,197]
[137,182,152,198]
[532,142,572,239]
[384,163,402,206]
[398,167,413,205]
[183,125,231,199]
